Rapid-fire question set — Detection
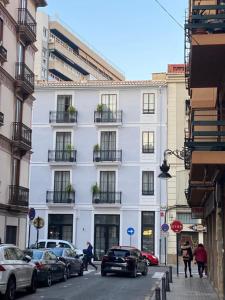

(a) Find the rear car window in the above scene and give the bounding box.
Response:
[32,251,44,260]
[51,248,63,257]
[4,248,18,260]
[47,242,57,248]
[58,242,70,248]
[108,249,130,257]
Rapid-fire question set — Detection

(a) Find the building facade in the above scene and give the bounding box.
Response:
[0,0,47,248]
[185,0,225,298]
[34,12,125,82]
[29,80,167,259]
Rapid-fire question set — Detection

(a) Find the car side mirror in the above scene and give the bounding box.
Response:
[23,255,31,262]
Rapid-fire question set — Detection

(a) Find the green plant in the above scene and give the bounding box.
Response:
[96,103,104,112]
[93,144,100,151]
[91,183,100,194]
[67,105,76,114]
[65,183,74,193]
[66,144,74,151]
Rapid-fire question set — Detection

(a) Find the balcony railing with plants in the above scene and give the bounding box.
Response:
[12,122,32,148]
[94,108,123,124]
[48,148,77,163]
[0,44,7,63]
[0,112,4,126]
[9,185,29,207]
[18,8,37,37]
[93,147,122,163]
[49,107,77,124]
[46,190,75,204]
[15,62,34,92]
[92,185,122,205]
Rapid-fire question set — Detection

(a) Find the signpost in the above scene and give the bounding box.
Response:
[33,216,45,247]
[27,208,36,248]
[127,227,135,247]
[161,223,169,265]
[170,220,183,276]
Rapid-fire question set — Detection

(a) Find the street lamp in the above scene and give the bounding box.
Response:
[158,149,186,178]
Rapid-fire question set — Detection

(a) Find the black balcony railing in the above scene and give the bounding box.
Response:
[46,191,75,204]
[93,150,122,162]
[12,122,32,148]
[0,44,7,63]
[48,150,77,163]
[0,112,4,126]
[9,185,29,207]
[18,8,36,37]
[92,192,122,204]
[49,111,77,124]
[142,145,154,153]
[15,62,34,91]
[94,110,122,123]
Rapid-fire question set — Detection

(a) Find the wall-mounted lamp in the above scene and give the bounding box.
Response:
[158,149,185,179]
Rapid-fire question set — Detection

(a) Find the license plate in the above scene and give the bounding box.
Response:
[111,267,122,270]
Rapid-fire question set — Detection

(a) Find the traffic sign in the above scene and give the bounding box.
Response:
[161,223,169,232]
[161,231,169,237]
[33,217,45,229]
[127,227,135,236]
[170,220,183,233]
[189,224,206,232]
[28,208,36,220]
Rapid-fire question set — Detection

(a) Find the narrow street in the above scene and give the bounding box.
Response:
[16,266,167,300]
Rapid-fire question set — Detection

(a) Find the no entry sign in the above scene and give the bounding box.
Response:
[170,220,183,233]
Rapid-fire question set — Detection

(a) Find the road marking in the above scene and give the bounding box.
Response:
[94,272,101,275]
[84,269,95,274]
[152,272,164,279]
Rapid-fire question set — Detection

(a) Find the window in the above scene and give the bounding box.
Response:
[43,27,48,38]
[101,94,117,111]
[57,95,72,112]
[0,18,3,42]
[142,171,154,195]
[141,212,155,253]
[143,93,155,114]
[54,171,70,192]
[142,131,154,153]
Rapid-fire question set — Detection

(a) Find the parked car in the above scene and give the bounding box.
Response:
[0,244,37,300]
[30,239,83,257]
[101,246,148,277]
[51,248,84,277]
[24,249,67,287]
[141,251,159,266]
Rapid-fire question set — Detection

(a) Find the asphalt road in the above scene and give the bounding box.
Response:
[16,266,167,300]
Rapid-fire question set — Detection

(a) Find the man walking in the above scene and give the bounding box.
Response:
[193,244,207,278]
[181,241,193,278]
[83,242,97,271]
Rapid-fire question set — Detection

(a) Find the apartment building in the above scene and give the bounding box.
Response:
[34,11,125,82]
[185,0,225,298]
[0,0,47,248]
[29,80,167,259]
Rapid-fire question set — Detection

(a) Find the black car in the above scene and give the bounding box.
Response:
[24,249,67,287]
[101,246,148,277]
[51,248,83,277]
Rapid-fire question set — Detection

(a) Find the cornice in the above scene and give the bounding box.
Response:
[0,3,17,34]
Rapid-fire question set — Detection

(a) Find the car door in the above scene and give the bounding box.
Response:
[14,247,33,287]
[49,251,64,280]
[68,249,79,273]
[44,251,57,282]
[136,250,146,272]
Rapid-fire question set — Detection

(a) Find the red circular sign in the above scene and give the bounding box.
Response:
[170,220,183,233]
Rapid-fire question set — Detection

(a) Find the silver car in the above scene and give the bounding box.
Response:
[0,244,37,300]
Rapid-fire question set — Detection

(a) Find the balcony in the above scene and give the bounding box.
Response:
[93,150,122,165]
[185,182,214,207]
[12,122,32,153]
[49,111,77,126]
[15,62,34,98]
[0,112,4,126]
[0,44,7,64]
[92,192,122,206]
[17,8,36,45]
[46,191,75,205]
[142,145,154,153]
[94,110,122,126]
[48,150,77,164]
[9,185,29,207]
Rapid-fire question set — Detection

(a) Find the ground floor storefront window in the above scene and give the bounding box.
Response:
[48,214,73,242]
[141,211,155,253]
[6,225,17,245]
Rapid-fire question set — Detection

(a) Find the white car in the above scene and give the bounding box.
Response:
[0,244,37,300]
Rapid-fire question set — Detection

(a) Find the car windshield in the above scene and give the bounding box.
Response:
[51,248,63,257]
[108,249,130,257]
[31,251,44,260]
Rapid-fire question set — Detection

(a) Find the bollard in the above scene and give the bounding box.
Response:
[155,287,161,300]
[165,271,170,292]
[162,277,167,300]
[169,266,173,283]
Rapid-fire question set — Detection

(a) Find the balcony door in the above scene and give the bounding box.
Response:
[100,171,115,203]
[101,94,117,121]
[56,95,72,122]
[100,131,116,160]
[54,171,70,203]
[55,132,71,161]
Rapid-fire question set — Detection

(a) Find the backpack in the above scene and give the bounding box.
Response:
[183,249,190,260]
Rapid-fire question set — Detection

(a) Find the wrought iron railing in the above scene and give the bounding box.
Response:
[0,112,4,126]
[12,122,32,148]
[94,110,122,123]
[93,150,122,162]
[9,185,29,207]
[18,8,36,36]
[15,62,34,91]
[46,191,75,204]
[142,145,154,153]
[49,111,77,123]
[92,192,122,204]
[48,150,77,162]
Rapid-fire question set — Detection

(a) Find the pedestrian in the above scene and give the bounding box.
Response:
[181,241,193,278]
[83,242,97,271]
[193,243,207,278]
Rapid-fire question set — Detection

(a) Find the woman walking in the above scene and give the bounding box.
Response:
[181,241,193,278]
[83,242,97,271]
[194,244,207,278]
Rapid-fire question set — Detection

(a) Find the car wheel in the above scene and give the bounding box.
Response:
[45,271,52,287]
[131,267,137,278]
[101,271,106,276]
[146,259,150,266]
[142,266,148,276]
[67,266,71,279]
[78,266,83,276]
[26,272,37,293]
[4,277,16,300]
[62,267,67,282]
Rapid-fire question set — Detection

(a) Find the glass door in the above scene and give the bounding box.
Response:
[55,132,71,161]
[100,131,116,160]
[54,171,70,203]
[101,94,117,121]
[100,171,115,203]
[57,95,72,122]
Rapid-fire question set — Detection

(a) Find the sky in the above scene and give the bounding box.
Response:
[40,0,188,80]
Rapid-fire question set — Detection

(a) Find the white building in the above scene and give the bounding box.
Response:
[29,80,167,260]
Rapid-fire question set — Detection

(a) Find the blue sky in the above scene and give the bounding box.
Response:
[40,0,188,80]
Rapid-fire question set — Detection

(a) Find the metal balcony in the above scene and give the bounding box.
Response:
[48,150,77,163]
[0,112,4,126]
[92,192,122,205]
[142,145,154,153]
[17,8,36,45]
[93,150,122,163]
[0,44,7,64]
[94,110,122,124]
[9,185,29,207]
[46,191,75,204]
[15,62,34,98]
[12,122,32,152]
[49,111,77,124]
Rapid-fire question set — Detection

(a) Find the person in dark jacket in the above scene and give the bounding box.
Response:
[83,242,97,271]
[193,243,207,278]
[181,241,193,278]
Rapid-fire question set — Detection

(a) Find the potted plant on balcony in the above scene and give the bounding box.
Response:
[66,144,75,162]
[95,103,104,122]
[67,105,76,122]
[91,183,100,203]
[65,183,74,203]
[93,144,101,162]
